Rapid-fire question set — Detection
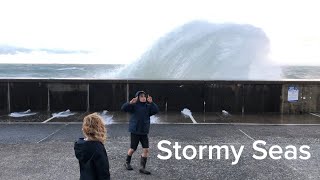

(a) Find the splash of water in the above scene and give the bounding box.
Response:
[99,110,114,125]
[116,20,276,80]
[181,108,197,123]
[52,109,76,118]
[249,60,281,80]
[150,115,160,124]
[222,110,231,117]
[9,109,37,117]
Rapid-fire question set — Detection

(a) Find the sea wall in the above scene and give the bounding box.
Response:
[0,79,319,114]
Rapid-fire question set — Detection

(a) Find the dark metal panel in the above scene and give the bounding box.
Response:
[0,83,7,114]
[243,84,281,113]
[89,83,127,111]
[243,85,264,113]
[317,95,320,112]
[204,84,242,113]
[49,83,87,111]
[263,85,281,112]
[10,82,48,111]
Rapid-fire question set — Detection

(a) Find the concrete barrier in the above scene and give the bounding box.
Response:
[0,79,319,114]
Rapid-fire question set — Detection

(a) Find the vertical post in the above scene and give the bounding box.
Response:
[262,85,265,114]
[242,106,244,116]
[47,87,50,112]
[165,101,168,113]
[203,100,206,122]
[126,82,129,102]
[203,83,205,122]
[7,82,11,113]
[280,84,285,114]
[87,84,90,112]
[242,84,245,116]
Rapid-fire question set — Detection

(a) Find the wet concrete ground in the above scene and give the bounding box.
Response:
[0,123,320,180]
[1,111,320,124]
[1,111,320,179]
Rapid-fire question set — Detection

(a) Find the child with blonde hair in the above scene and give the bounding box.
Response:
[74,113,110,180]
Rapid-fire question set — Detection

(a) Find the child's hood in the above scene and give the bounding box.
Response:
[74,138,97,162]
[135,90,146,97]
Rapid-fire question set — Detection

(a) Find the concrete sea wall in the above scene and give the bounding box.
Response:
[0,79,319,115]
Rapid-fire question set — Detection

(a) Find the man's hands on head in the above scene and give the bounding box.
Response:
[129,94,153,104]
[130,97,137,104]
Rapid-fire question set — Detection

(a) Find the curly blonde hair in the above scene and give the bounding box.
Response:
[82,113,106,143]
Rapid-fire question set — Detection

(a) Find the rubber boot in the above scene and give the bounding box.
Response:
[124,155,133,170]
[139,156,151,175]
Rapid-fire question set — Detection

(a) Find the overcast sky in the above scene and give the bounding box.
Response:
[0,0,319,65]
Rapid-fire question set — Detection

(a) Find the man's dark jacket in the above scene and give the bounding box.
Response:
[121,95,159,135]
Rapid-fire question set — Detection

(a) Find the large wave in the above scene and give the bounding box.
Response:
[116,21,276,80]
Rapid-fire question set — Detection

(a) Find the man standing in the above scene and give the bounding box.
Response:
[121,90,159,175]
